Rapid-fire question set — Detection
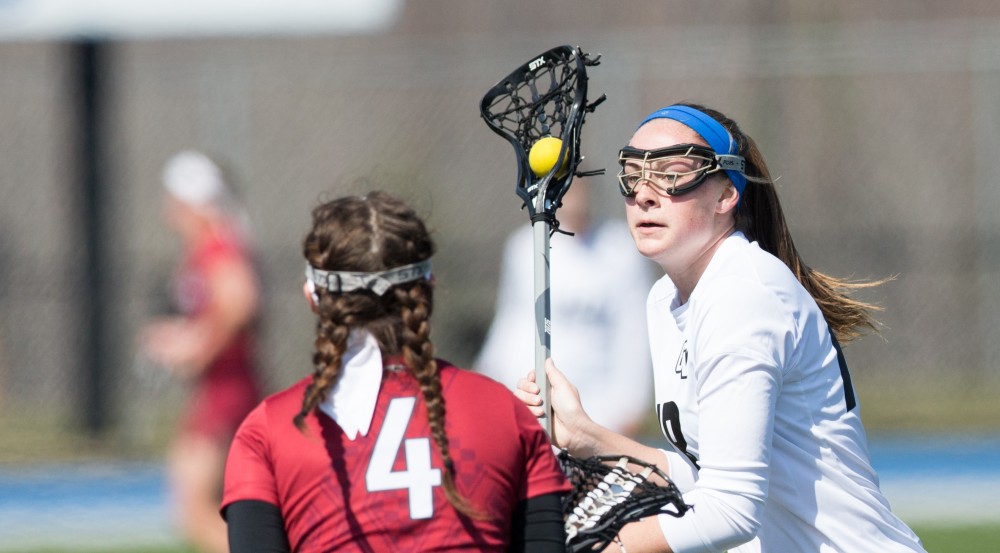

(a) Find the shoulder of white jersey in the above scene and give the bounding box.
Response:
[699,234,796,289]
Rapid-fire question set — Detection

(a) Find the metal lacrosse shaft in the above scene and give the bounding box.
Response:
[532,214,553,436]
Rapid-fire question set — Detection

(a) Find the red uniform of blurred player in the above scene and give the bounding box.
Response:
[141,151,262,553]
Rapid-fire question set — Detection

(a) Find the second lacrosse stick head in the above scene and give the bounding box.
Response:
[558,450,691,552]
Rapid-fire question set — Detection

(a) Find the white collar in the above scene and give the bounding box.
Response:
[317,330,383,440]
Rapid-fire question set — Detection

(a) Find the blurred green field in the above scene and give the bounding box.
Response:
[11,523,1000,553]
[914,524,1000,552]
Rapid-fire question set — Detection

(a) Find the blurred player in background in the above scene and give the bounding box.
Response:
[139,150,262,553]
[517,104,926,552]
[476,177,655,436]
[222,191,569,552]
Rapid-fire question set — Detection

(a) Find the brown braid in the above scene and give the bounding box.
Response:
[679,103,891,343]
[298,190,484,519]
[294,294,352,431]
[396,280,486,520]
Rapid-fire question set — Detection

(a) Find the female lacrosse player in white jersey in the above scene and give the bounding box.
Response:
[517,103,926,552]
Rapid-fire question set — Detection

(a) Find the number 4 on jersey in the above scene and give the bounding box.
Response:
[365,397,442,519]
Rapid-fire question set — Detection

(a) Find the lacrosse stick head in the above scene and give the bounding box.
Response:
[558,450,691,552]
[480,45,604,225]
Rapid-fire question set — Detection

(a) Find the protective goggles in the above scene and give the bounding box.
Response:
[616,144,745,197]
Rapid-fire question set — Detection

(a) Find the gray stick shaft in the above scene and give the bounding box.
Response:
[532,219,553,437]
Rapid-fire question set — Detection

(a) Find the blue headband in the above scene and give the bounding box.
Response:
[638,105,747,198]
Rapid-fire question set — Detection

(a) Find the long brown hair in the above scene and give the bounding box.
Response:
[296,190,482,518]
[681,103,888,342]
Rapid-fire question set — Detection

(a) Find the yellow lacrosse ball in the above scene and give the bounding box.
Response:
[529,136,568,177]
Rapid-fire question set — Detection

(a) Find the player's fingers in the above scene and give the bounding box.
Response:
[516,368,537,390]
[525,369,536,382]
[516,374,539,395]
[513,387,545,418]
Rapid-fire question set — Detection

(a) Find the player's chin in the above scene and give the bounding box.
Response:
[631,233,666,257]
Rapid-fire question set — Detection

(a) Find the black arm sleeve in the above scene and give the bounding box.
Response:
[223,500,292,553]
[509,492,567,553]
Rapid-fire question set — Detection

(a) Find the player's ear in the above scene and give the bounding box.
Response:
[716,182,739,215]
[303,281,319,313]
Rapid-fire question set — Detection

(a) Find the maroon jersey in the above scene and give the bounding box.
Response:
[222,360,569,552]
[173,230,260,440]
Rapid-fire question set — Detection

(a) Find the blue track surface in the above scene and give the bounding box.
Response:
[0,462,175,550]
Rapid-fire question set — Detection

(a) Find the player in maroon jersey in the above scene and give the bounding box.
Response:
[140,151,262,553]
[222,191,570,552]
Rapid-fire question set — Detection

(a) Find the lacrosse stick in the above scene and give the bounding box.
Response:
[559,450,691,552]
[480,45,606,436]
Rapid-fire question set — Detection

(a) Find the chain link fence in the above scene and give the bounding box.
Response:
[2,9,1000,465]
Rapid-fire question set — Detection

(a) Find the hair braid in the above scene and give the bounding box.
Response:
[297,194,389,431]
[397,280,486,520]
[294,295,352,431]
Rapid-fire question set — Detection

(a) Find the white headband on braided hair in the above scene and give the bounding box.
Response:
[305,259,432,297]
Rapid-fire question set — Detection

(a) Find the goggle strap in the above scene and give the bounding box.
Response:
[716,155,745,173]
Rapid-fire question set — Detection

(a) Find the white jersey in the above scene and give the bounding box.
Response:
[649,232,925,552]
[476,220,655,433]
